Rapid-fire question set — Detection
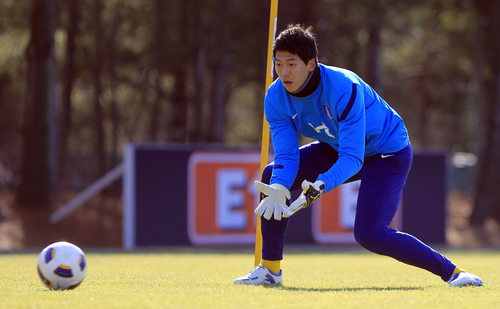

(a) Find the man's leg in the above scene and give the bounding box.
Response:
[353,143,456,282]
[261,141,340,261]
[234,142,340,285]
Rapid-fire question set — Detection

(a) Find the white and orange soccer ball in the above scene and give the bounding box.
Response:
[37,241,87,290]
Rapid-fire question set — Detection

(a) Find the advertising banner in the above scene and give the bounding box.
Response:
[123,144,445,249]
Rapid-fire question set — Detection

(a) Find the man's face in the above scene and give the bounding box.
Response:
[275,51,315,93]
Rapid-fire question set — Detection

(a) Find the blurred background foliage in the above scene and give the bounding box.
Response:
[0,0,499,227]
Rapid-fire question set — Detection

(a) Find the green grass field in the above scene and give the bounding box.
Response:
[0,246,498,309]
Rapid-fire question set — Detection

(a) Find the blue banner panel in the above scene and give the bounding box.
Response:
[402,152,448,244]
[124,144,193,248]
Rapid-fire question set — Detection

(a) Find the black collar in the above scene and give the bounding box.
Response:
[287,65,321,98]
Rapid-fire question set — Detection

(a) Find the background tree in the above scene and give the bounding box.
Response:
[91,0,106,178]
[470,0,500,227]
[16,0,57,207]
[59,0,81,183]
[207,0,230,142]
[168,0,189,142]
[364,0,384,94]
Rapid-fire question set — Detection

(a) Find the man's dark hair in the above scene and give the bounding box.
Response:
[273,24,318,64]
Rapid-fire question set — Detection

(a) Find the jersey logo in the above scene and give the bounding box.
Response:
[308,122,336,138]
[323,105,334,122]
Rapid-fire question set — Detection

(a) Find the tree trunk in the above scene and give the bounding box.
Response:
[59,0,80,184]
[470,0,500,226]
[16,0,57,207]
[47,21,58,187]
[149,0,169,142]
[92,0,106,177]
[171,69,188,142]
[187,0,207,143]
[414,54,432,147]
[108,3,120,170]
[365,0,383,94]
[168,0,189,142]
[208,0,229,142]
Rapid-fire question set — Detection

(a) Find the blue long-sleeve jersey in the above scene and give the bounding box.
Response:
[265,63,410,193]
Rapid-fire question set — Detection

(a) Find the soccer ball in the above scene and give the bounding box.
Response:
[37,241,87,290]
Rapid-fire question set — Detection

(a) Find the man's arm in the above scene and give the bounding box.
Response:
[264,96,300,190]
[317,83,365,193]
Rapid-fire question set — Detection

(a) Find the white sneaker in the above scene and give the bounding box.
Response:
[233,264,283,285]
[448,272,483,287]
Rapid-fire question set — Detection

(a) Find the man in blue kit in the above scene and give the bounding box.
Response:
[233,24,483,287]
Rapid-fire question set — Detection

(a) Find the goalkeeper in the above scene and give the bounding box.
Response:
[234,24,482,287]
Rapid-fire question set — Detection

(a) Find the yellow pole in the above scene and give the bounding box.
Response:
[255,0,279,267]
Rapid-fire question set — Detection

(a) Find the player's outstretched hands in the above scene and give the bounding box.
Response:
[283,180,325,218]
[254,181,291,221]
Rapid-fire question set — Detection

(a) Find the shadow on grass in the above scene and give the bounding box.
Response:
[268,285,425,292]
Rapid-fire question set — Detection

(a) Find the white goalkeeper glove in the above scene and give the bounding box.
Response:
[254,181,291,221]
[283,180,325,218]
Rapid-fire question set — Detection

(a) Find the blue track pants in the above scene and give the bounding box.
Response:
[260,141,456,282]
